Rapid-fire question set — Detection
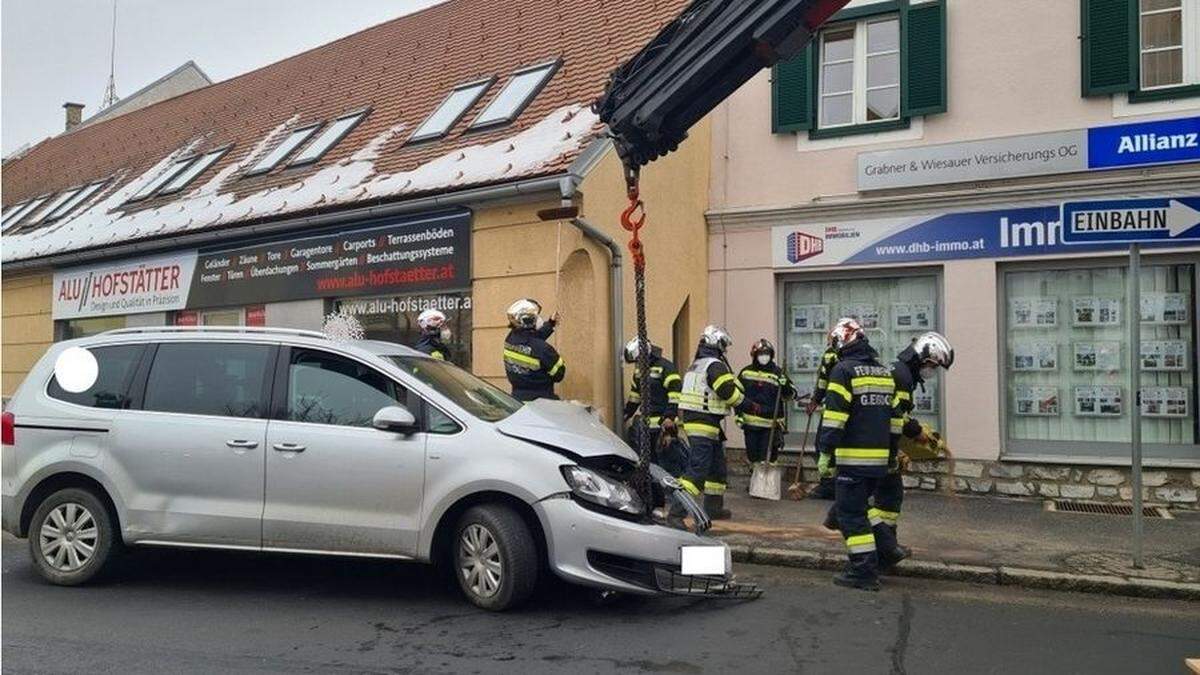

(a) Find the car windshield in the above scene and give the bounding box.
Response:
[385,355,523,422]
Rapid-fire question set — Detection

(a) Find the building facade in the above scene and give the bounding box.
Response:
[710,0,1200,504]
[0,0,710,429]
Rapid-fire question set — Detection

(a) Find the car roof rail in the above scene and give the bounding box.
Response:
[99,326,331,340]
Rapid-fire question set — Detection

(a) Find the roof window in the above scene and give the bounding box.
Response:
[410,80,493,142]
[43,180,107,221]
[470,61,559,129]
[29,188,82,224]
[159,148,229,195]
[291,111,369,165]
[128,158,196,202]
[1,201,38,230]
[246,124,321,175]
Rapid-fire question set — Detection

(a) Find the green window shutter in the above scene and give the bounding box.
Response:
[1080,0,1136,96]
[902,0,948,117]
[772,42,814,133]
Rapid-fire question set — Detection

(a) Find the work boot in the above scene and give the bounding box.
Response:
[879,544,911,575]
[822,505,840,530]
[809,477,836,500]
[833,573,880,592]
[704,494,732,520]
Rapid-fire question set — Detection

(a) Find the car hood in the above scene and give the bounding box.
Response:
[495,400,637,461]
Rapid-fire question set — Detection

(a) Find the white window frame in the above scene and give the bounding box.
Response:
[817,14,902,130]
[1139,0,1200,91]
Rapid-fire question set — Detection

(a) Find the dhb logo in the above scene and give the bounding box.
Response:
[786,231,824,264]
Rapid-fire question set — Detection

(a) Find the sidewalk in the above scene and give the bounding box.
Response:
[713,475,1200,600]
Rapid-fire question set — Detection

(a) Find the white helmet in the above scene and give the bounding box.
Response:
[506,298,542,329]
[699,325,733,353]
[912,331,954,369]
[417,309,447,333]
[623,337,650,363]
[829,317,864,351]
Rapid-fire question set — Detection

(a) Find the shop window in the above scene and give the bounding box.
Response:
[772,0,946,137]
[334,292,473,368]
[781,274,941,436]
[59,315,127,340]
[143,343,274,419]
[47,344,144,409]
[1003,263,1197,460]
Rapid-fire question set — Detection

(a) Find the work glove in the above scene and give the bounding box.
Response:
[817,452,833,478]
[661,416,678,436]
[804,394,819,416]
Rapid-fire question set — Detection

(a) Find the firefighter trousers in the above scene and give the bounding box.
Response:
[743,427,782,463]
[835,474,899,582]
[682,434,728,497]
[869,471,904,557]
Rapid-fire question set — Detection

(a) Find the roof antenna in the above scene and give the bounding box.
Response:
[100,0,119,109]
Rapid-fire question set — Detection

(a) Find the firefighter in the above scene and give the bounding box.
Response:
[622,337,684,476]
[815,318,904,591]
[806,332,842,499]
[413,309,452,360]
[502,298,564,401]
[871,331,955,569]
[677,325,764,520]
[736,339,796,471]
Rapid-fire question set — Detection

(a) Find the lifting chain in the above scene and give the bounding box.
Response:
[621,164,654,505]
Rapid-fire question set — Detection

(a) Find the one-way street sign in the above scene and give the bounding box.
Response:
[1061,197,1200,244]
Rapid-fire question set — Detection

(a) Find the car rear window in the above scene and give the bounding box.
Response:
[47,344,144,409]
[143,342,274,418]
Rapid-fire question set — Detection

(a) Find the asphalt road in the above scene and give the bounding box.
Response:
[3,533,1199,674]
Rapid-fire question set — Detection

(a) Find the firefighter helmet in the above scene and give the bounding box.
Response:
[750,338,775,359]
[699,325,733,353]
[829,317,864,351]
[912,331,954,369]
[506,298,542,329]
[623,337,653,363]
[417,309,447,333]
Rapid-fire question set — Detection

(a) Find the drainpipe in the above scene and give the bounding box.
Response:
[544,176,624,433]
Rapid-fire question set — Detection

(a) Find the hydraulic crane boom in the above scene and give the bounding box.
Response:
[594,0,851,169]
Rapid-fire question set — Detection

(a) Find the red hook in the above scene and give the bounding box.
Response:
[621,196,645,233]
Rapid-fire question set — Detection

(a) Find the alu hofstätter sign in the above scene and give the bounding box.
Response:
[857,116,1200,191]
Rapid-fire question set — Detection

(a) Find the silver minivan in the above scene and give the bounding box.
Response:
[1,326,735,610]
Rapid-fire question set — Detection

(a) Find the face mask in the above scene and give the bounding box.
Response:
[440,328,452,341]
[920,366,937,380]
[756,354,771,366]
[535,316,545,330]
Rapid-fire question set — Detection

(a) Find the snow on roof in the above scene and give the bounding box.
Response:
[2,105,599,263]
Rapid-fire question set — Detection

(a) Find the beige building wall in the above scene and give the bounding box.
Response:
[2,271,55,398]
[472,118,713,423]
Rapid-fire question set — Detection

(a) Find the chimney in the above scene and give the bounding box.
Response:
[63,102,85,131]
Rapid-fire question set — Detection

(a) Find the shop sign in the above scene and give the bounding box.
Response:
[857,116,1200,191]
[771,200,1199,268]
[187,210,471,308]
[52,251,198,320]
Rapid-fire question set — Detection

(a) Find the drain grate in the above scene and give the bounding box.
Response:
[1045,500,1172,519]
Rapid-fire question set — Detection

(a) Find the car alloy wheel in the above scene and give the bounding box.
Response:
[458,523,503,599]
[38,502,99,573]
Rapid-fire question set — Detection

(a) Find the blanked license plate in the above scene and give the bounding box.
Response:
[680,545,730,575]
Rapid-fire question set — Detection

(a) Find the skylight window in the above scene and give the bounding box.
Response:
[246,124,321,175]
[471,61,559,129]
[129,158,195,202]
[159,148,229,195]
[2,201,35,228]
[410,80,493,142]
[1,196,48,232]
[43,180,107,222]
[291,111,368,165]
[30,188,82,224]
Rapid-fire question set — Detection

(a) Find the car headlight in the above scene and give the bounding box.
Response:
[560,465,645,515]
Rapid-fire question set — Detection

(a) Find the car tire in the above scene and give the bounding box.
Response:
[27,488,118,586]
[452,504,538,611]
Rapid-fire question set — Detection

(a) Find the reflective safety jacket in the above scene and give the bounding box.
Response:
[503,328,565,401]
[678,346,755,441]
[623,353,682,427]
[414,334,449,361]
[890,355,924,440]
[736,360,796,429]
[810,348,839,406]
[815,340,903,478]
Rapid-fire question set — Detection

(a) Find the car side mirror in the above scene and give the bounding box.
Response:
[373,405,418,434]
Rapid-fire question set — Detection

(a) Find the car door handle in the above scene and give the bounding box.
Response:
[272,442,306,453]
[226,439,259,449]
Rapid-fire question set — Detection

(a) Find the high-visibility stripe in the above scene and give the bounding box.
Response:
[835,447,890,465]
[875,508,900,525]
[740,413,779,428]
[894,390,912,401]
[650,366,663,375]
[845,533,876,554]
[627,392,642,402]
[548,357,565,377]
[827,382,852,403]
[664,374,681,387]
[667,391,681,401]
[823,410,849,422]
[678,477,701,496]
[724,388,745,407]
[703,480,726,495]
[851,376,894,388]
[503,349,540,367]
[684,422,721,439]
[741,370,784,384]
[890,418,904,433]
[713,373,737,390]
[868,507,884,526]
[645,416,663,427]
[816,378,829,388]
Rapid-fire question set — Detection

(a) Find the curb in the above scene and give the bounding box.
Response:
[728,545,1200,601]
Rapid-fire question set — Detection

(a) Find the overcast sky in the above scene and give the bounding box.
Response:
[1,0,446,155]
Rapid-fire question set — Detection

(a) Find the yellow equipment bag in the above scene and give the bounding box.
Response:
[898,422,948,461]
